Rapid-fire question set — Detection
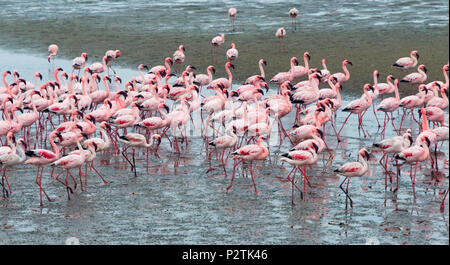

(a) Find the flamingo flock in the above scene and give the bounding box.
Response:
[0,10,448,212]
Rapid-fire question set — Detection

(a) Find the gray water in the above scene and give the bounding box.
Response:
[0,0,449,245]
[0,0,448,92]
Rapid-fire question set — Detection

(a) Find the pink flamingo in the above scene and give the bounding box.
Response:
[90,76,111,105]
[289,8,299,31]
[50,147,86,198]
[338,84,374,138]
[226,43,238,61]
[426,83,448,109]
[377,79,401,135]
[395,136,431,187]
[24,131,62,206]
[88,56,108,74]
[118,133,159,176]
[195,65,216,88]
[373,129,413,191]
[0,138,26,197]
[319,59,331,83]
[207,126,238,172]
[280,143,319,204]
[105,50,121,75]
[292,52,311,80]
[393,50,419,70]
[72,52,88,74]
[228,8,237,32]
[331,60,352,83]
[207,62,234,90]
[227,136,269,194]
[149,57,173,77]
[401,64,427,94]
[269,57,299,93]
[244,59,267,85]
[334,148,371,208]
[47,44,58,65]
[173,45,186,74]
[275,28,287,51]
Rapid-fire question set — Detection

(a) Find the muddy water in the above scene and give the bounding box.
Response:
[0,49,448,245]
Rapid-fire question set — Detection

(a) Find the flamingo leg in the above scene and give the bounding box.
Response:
[227,159,243,191]
[249,161,259,194]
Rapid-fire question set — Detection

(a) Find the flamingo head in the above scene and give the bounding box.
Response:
[343,60,352,66]
[208,65,216,74]
[419,64,427,73]
[291,57,299,66]
[444,64,449,72]
[315,128,324,139]
[139,64,149,71]
[259,59,267,66]
[118,90,128,98]
[115,76,122,83]
[179,45,185,52]
[261,82,269,93]
[411,50,419,59]
[359,148,370,160]
[160,104,169,113]
[165,57,174,66]
[103,76,112,83]
[304,52,311,61]
[374,70,379,78]
[115,50,121,57]
[4,70,11,77]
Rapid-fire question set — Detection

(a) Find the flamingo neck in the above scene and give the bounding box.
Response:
[322,60,328,70]
[422,111,429,131]
[303,56,309,71]
[443,67,449,88]
[50,135,60,159]
[165,60,171,76]
[343,64,350,81]
[259,61,265,78]
[226,65,233,85]
[103,79,110,94]
[358,154,368,169]
[3,73,8,88]
[373,73,378,86]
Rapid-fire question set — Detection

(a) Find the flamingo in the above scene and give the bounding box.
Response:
[173,45,186,72]
[194,65,215,88]
[0,139,26,195]
[338,84,374,138]
[289,8,299,31]
[331,60,352,83]
[24,131,63,206]
[401,64,427,89]
[319,59,331,83]
[226,43,238,61]
[88,56,108,74]
[47,44,58,65]
[118,133,159,176]
[292,52,311,80]
[426,83,448,109]
[72,53,88,74]
[280,143,319,204]
[228,8,237,32]
[395,136,431,187]
[227,136,269,194]
[207,62,234,90]
[50,147,86,198]
[373,129,413,191]
[377,79,401,135]
[105,49,121,75]
[207,126,238,172]
[244,59,267,85]
[269,57,299,92]
[393,50,419,70]
[275,28,286,51]
[334,148,371,208]
[211,34,225,60]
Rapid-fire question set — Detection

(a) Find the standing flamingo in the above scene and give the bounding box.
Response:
[280,143,319,205]
[228,8,237,32]
[331,60,352,83]
[275,28,287,51]
[226,43,238,61]
[227,136,269,194]
[105,49,121,75]
[334,148,371,209]
[393,50,419,70]
[24,131,62,206]
[47,44,58,66]
[289,8,299,31]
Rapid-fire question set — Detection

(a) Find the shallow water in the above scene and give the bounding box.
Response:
[0,0,448,93]
[0,49,448,245]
